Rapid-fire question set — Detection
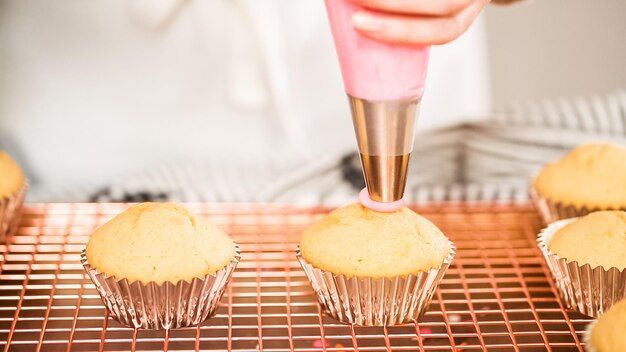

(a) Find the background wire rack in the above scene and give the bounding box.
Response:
[0,203,594,351]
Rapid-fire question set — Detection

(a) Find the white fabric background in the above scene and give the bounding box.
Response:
[0,0,491,197]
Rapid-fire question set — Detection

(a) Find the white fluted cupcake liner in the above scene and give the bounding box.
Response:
[81,243,240,329]
[296,241,455,326]
[0,183,27,243]
[530,187,623,224]
[538,220,626,318]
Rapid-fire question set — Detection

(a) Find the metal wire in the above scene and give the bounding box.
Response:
[0,203,593,351]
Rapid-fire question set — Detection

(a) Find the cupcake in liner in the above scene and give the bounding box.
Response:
[530,187,618,224]
[584,321,598,352]
[531,144,626,224]
[583,298,626,352]
[538,220,626,318]
[296,241,456,326]
[0,183,27,243]
[81,243,240,329]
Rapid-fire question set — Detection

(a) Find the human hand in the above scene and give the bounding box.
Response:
[349,0,490,45]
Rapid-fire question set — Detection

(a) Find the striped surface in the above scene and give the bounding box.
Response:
[27,90,626,204]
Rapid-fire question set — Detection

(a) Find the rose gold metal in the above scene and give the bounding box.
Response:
[530,187,626,224]
[538,220,626,318]
[0,203,593,351]
[81,245,241,330]
[349,96,419,202]
[296,242,456,326]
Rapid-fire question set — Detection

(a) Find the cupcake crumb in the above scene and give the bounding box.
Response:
[590,299,626,352]
[86,202,236,285]
[0,151,26,199]
[549,211,626,270]
[300,203,451,278]
[535,143,626,209]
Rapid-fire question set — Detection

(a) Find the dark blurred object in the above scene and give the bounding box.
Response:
[89,189,169,203]
[339,153,365,191]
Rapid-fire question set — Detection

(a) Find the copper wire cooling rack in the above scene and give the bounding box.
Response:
[0,203,593,351]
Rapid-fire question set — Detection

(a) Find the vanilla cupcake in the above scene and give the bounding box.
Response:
[297,203,455,326]
[0,151,27,241]
[82,202,240,329]
[585,299,626,352]
[532,143,626,223]
[538,211,626,317]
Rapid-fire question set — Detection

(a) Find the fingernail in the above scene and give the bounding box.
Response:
[352,12,382,32]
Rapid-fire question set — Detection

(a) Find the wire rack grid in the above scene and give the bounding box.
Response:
[0,203,593,351]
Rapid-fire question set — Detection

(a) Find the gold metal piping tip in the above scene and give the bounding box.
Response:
[348,95,420,202]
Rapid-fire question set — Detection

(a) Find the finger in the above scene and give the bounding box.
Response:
[348,0,474,16]
[352,0,487,45]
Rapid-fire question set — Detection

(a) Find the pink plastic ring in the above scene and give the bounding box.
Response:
[358,188,403,212]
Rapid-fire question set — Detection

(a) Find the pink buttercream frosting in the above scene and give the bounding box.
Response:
[325,0,430,101]
[359,188,404,212]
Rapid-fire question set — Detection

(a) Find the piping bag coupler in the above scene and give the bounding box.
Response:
[325,0,430,203]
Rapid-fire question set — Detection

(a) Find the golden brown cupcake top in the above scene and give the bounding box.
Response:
[86,203,236,285]
[0,151,26,198]
[534,143,626,209]
[590,299,626,352]
[548,211,626,270]
[300,203,451,278]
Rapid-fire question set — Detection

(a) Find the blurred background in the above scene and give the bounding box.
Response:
[486,0,626,105]
[1,0,625,204]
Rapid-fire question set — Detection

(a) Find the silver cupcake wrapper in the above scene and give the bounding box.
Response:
[0,183,27,243]
[538,220,626,317]
[530,187,623,224]
[81,243,240,329]
[296,241,456,326]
